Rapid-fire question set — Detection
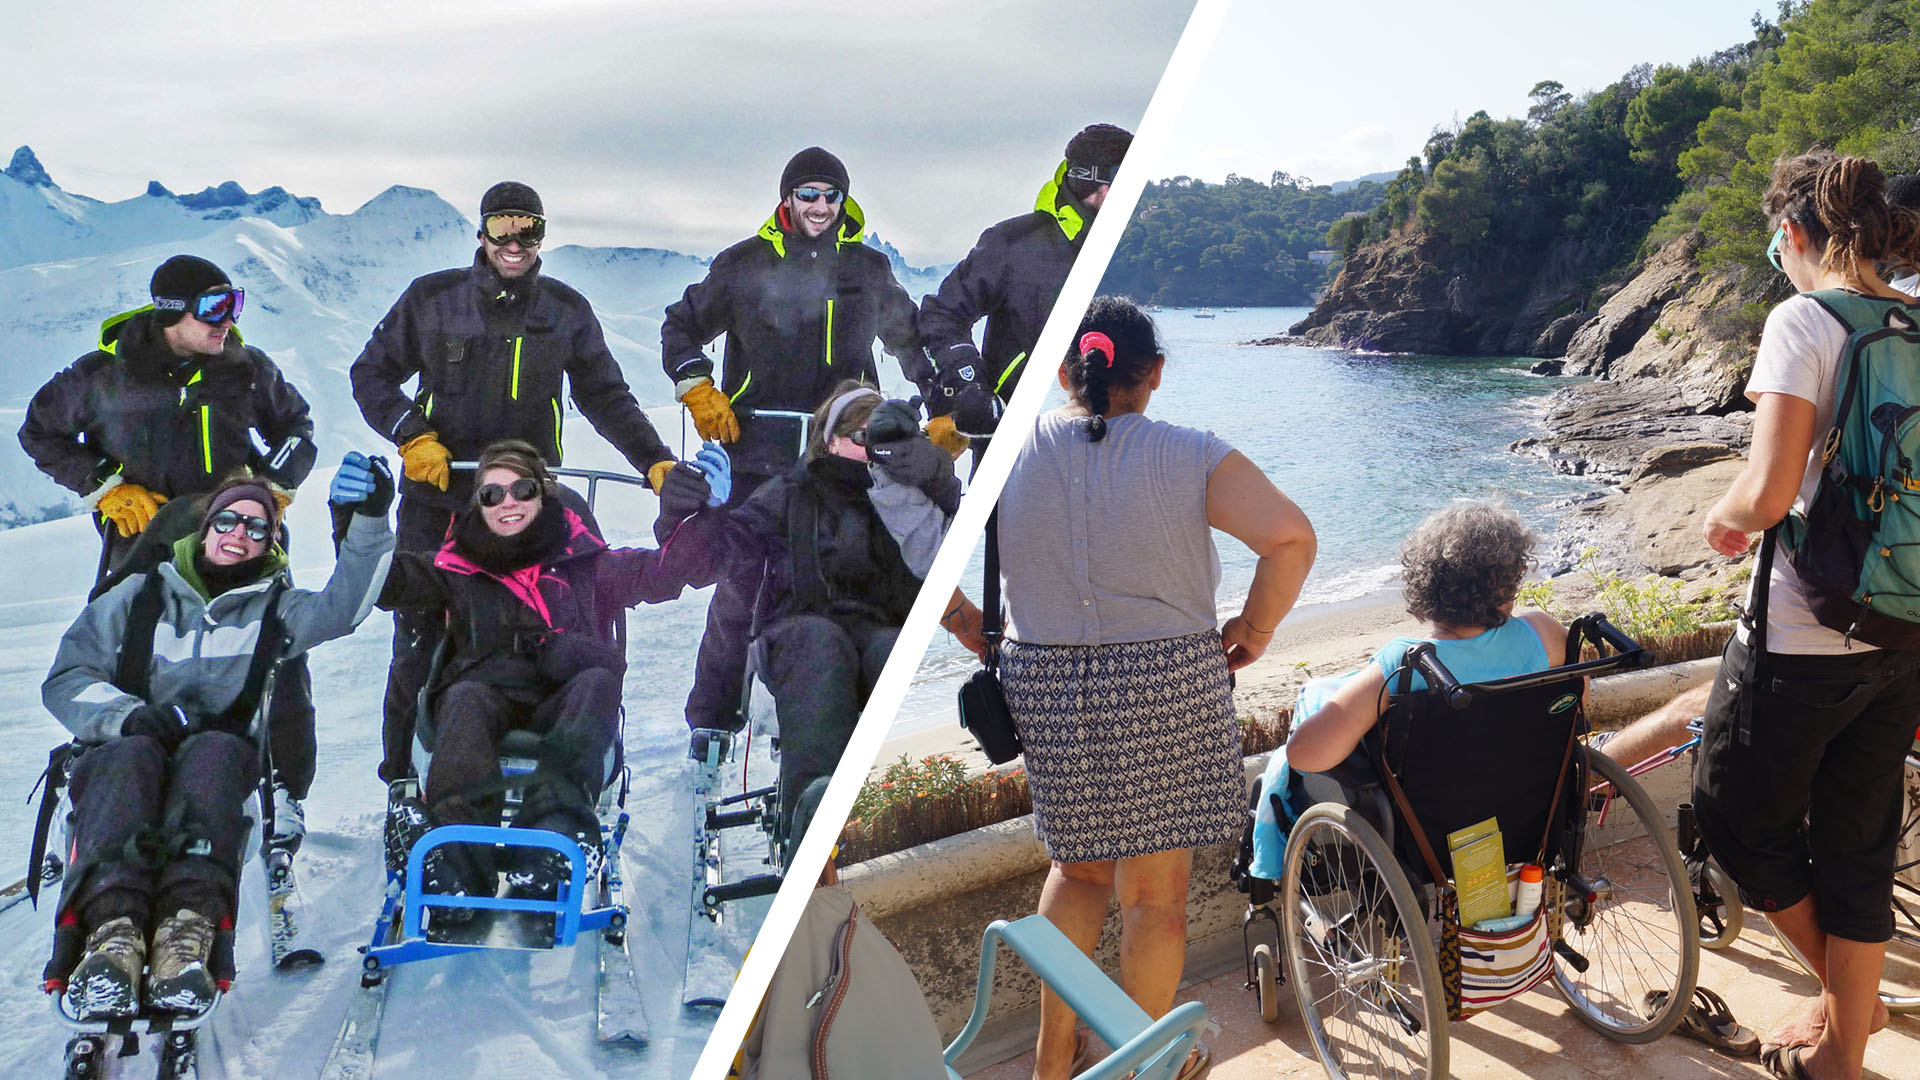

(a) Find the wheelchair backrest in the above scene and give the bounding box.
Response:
[1373,614,1646,882]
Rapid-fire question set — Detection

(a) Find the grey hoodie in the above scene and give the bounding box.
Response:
[43,513,395,744]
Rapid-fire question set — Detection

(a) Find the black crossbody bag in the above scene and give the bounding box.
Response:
[957,507,1022,764]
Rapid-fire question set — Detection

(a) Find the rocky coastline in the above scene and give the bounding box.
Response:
[1249,231,1765,592]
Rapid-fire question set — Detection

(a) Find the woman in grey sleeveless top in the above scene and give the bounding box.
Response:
[986,297,1316,1080]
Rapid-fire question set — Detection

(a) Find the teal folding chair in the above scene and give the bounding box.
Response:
[944,914,1210,1080]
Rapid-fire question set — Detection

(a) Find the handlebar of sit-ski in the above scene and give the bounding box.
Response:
[678,405,812,462]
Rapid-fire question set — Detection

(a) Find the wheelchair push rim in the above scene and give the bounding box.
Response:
[1281,802,1447,1080]
[1556,750,1699,1042]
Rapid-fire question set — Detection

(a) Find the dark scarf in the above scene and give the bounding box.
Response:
[452,497,570,574]
[469,249,543,311]
[193,552,271,596]
[807,453,872,497]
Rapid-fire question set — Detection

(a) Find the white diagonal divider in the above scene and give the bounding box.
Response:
[688,1,1238,1074]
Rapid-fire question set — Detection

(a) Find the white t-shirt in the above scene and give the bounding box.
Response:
[1739,293,1874,654]
[1892,271,1919,297]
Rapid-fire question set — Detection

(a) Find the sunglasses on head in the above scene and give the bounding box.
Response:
[210,510,272,543]
[1767,224,1789,272]
[791,187,844,205]
[154,287,245,324]
[476,477,543,507]
[482,213,546,247]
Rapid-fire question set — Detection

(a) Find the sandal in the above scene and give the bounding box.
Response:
[1760,1042,1815,1080]
[1069,1029,1094,1077]
[1644,987,1759,1057]
[1174,1044,1212,1080]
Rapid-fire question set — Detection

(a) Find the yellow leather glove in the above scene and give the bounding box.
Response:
[680,379,740,443]
[268,484,294,512]
[400,432,452,491]
[97,482,167,538]
[647,459,676,494]
[925,414,969,459]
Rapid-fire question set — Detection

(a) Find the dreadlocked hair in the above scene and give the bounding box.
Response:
[1763,151,1920,291]
[1066,296,1162,442]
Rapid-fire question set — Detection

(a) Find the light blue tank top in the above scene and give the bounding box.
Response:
[1369,617,1552,689]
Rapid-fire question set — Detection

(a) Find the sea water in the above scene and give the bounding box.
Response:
[896,306,1599,735]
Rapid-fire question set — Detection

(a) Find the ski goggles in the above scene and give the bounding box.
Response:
[482,213,546,247]
[791,186,844,205]
[475,477,543,507]
[1767,225,1787,272]
[209,510,273,543]
[154,287,245,324]
[1066,163,1119,186]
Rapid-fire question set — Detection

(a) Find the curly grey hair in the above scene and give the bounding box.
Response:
[1399,503,1536,630]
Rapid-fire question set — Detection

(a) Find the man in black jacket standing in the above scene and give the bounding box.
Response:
[661,147,930,735]
[921,124,1132,444]
[20,254,323,839]
[352,181,676,782]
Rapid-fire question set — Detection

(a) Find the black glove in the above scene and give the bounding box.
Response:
[865,401,953,492]
[951,384,1003,439]
[933,348,983,414]
[121,703,191,751]
[358,455,395,517]
[657,462,712,524]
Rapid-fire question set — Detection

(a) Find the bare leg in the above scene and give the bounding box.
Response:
[1767,901,1890,1048]
[1113,847,1194,1020]
[1599,683,1710,767]
[1035,859,1116,1080]
[1797,937,1887,1080]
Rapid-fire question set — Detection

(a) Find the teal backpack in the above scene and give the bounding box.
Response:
[1778,288,1920,648]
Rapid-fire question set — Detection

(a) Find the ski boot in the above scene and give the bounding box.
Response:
[65,916,145,1021]
[146,909,217,1014]
[270,778,306,855]
[420,844,485,928]
[504,829,605,903]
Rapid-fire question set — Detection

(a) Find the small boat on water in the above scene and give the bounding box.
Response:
[1193,308,1216,319]
[1221,307,1240,313]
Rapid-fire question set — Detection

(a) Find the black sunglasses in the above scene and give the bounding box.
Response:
[210,510,272,543]
[476,477,543,507]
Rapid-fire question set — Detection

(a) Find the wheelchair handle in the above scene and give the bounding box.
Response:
[1405,642,1473,711]
[1571,613,1648,666]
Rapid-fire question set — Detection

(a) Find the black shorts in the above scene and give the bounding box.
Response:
[1692,631,1920,943]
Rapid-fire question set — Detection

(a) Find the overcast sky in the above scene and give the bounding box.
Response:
[1160,0,1767,185]
[5,0,1189,264]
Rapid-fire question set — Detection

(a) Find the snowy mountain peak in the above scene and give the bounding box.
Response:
[6,146,52,188]
[352,185,467,225]
[145,180,173,198]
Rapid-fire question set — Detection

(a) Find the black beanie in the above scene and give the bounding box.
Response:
[1889,173,1920,212]
[480,181,543,219]
[779,148,849,196]
[150,255,232,327]
[1065,124,1133,168]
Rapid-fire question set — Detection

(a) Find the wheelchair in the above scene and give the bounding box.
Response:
[1233,614,1699,1080]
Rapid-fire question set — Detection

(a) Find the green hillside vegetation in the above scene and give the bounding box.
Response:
[1326,0,1920,348]
[1100,172,1386,305]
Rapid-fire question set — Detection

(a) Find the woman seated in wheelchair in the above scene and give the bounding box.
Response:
[41,466,395,1020]
[1283,502,1566,778]
[361,438,728,917]
[717,380,957,851]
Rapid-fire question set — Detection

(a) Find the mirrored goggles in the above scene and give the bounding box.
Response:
[791,187,844,205]
[210,510,272,542]
[476,477,542,507]
[1066,163,1118,186]
[1767,225,1787,272]
[482,213,546,247]
[155,287,245,323]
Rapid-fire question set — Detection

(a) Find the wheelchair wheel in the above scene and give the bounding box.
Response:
[1555,751,1699,1042]
[1887,753,1920,1012]
[1695,861,1743,950]
[1281,803,1446,1080]
[1253,943,1281,1023]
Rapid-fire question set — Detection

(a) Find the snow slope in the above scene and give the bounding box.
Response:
[0,438,777,1080]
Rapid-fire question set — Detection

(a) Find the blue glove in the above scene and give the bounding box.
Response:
[329,452,394,516]
[691,442,732,508]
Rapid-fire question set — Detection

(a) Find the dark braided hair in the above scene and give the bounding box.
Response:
[1763,151,1920,291]
[1066,296,1163,442]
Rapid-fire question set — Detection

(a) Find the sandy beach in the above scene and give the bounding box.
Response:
[875,589,1423,776]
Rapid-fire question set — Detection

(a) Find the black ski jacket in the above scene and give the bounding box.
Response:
[728,455,924,638]
[661,199,929,479]
[20,309,317,500]
[918,162,1096,403]
[351,252,672,512]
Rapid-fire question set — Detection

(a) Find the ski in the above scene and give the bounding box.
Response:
[264,845,323,969]
[318,975,390,1080]
[682,748,734,1010]
[2,854,63,916]
[155,1029,197,1080]
[597,930,650,1045]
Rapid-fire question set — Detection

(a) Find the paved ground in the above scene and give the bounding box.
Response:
[968,912,1920,1080]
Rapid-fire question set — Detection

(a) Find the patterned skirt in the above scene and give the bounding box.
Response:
[1000,630,1245,863]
